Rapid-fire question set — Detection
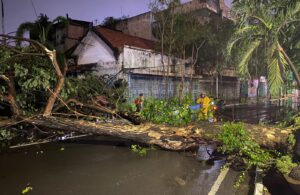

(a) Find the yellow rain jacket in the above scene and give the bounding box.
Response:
[197,96,211,120]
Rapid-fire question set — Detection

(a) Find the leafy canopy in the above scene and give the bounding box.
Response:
[228,0,300,94]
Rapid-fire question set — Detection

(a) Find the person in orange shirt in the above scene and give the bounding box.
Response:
[134,93,144,112]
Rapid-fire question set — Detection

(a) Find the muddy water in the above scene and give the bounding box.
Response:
[0,136,247,195]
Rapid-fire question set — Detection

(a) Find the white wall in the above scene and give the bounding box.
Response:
[72,32,190,78]
[73,31,116,67]
[123,46,187,74]
[123,46,157,69]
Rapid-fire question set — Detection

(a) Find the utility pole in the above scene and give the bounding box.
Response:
[1,0,4,34]
[1,0,5,44]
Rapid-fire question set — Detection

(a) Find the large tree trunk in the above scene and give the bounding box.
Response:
[1,116,291,151]
[0,112,293,151]
[28,117,200,151]
[0,74,21,116]
[278,44,300,89]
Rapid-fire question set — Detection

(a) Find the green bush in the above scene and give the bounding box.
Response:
[276,155,297,174]
[294,116,300,127]
[141,95,194,126]
[218,122,272,169]
[0,129,15,152]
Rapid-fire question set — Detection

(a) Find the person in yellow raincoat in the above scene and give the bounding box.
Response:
[196,93,211,120]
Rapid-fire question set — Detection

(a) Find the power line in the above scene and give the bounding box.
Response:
[30,0,38,17]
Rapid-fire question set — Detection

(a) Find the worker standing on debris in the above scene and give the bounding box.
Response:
[196,93,211,120]
[134,93,144,112]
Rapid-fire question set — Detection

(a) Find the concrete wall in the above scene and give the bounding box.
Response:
[123,46,194,76]
[55,24,89,52]
[128,73,239,101]
[116,12,156,41]
[73,31,116,65]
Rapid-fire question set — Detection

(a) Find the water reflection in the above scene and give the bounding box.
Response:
[0,137,245,195]
[187,159,225,195]
[0,139,215,195]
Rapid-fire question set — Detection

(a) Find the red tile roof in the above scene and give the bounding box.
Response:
[94,26,156,52]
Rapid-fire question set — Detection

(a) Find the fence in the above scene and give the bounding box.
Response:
[127,73,240,101]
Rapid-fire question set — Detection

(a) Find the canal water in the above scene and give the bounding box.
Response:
[0,136,250,195]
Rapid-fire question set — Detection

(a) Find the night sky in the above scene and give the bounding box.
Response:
[1,0,232,35]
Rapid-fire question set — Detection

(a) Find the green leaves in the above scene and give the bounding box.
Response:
[141,95,193,126]
[0,129,15,152]
[276,155,297,174]
[0,129,15,141]
[0,47,56,114]
[218,122,272,170]
[267,43,286,95]
[237,40,261,76]
[229,0,300,95]
[16,14,68,49]
[131,144,148,157]
[218,122,249,153]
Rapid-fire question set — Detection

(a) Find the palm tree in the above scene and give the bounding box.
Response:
[227,0,300,94]
[16,13,67,49]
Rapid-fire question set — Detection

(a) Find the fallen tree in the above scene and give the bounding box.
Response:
[0,116,293,151]
[0,35,294,152]
[0,35,132,124]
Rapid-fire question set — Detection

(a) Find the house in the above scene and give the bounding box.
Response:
[51,0,239,101]
[54,17,92,53]
[71,26,240,100]
[115,0,233,41]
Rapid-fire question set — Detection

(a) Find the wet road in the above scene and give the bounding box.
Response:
[219,102,294,124]
[0,136,250,195]
[2,102,293,195]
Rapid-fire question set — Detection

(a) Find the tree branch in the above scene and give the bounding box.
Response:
[0,34,48,53]
[0,74,21,116]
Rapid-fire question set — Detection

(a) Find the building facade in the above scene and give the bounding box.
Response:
[115,0,233,40]
[51,0,239,101]
[71,26,239,101]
